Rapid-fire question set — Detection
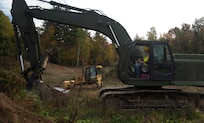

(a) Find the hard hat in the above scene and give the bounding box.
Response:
[96,65,102,69]
[143,46,149,51]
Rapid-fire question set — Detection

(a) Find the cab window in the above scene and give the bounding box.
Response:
[153,44,172,63]
[152,44,174,80]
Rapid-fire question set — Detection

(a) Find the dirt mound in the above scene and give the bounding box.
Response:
[0,93,55,123]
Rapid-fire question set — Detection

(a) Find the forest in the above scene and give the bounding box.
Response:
[1,8,204,67]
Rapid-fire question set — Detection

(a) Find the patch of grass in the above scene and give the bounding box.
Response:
[13,90,53,119]
[0,56,26,97]
[44,88,204,123]
[161,108,203,123]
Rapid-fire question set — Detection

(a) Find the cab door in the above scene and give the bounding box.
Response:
[151,43,174,80]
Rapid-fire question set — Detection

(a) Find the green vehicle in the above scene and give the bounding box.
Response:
[11,0,204,110]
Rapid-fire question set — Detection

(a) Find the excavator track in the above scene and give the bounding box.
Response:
[100,86,204,110]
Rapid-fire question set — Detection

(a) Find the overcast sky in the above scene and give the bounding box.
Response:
[1,0,204,39]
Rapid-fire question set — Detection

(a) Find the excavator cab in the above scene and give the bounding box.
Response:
[118,41,175,86]
[84,65,103,87]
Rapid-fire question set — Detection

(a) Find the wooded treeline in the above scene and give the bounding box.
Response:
[1,9,204,67]
[141,18,204,53]
[39,21,117,67]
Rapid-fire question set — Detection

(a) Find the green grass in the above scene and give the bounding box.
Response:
[13,91,204,123]
[1,58,204,123]
[41,94,204,123]
[26,84,204,123]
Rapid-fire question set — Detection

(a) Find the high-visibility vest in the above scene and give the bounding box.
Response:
[143,55,149,66]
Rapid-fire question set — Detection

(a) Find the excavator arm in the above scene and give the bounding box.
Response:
[11,0,132,89]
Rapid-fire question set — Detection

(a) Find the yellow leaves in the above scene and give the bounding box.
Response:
[0,10,14,39]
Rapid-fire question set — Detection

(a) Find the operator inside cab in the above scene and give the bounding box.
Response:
[134,46,149,79]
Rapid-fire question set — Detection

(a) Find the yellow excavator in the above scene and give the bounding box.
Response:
[63,65,103,89]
